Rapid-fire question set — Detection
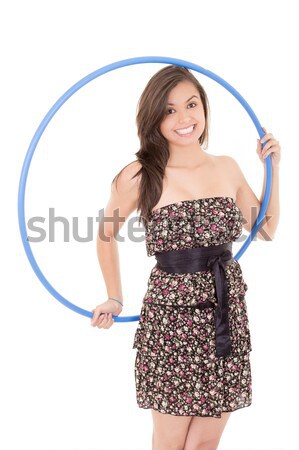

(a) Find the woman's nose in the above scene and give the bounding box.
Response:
[177,110,190,123]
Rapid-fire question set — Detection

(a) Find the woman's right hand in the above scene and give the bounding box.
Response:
[90,299,123,329]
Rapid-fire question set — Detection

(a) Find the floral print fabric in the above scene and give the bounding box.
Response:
[132,197,252,417]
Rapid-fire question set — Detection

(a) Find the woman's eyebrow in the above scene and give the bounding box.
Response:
[167,95,199,106]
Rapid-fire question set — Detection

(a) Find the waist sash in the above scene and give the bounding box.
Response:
[154,242,234,358]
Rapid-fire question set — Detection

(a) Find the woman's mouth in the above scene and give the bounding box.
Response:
[175,125,196,137]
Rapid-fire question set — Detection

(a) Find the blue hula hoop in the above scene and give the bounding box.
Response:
[18,56,272,323]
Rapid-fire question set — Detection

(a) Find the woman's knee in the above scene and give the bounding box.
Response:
[152,425,190,450]
[184,437,220,450]
[151,409,192,450]
[183,412,231,450]
[152,433,186,450]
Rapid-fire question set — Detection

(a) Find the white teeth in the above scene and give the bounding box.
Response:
[175,125,194,135]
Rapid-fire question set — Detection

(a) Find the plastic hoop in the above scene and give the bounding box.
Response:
[18,56,272,322]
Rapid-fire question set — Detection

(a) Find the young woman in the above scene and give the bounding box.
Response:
[90,65,281,450]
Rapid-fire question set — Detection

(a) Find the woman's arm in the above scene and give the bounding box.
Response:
[257,129,281,240]
[224,129,281,241]
[97,233,124,306]
[97,161,142,307]
[258,162,280,240]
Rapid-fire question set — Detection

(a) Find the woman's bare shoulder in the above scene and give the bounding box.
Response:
[112,160,142,191]
[124,160,143,177]
[110,160,142,212]
[215,154,240,172]
[100,161,142,237]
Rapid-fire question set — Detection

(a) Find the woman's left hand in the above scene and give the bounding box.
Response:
[256,127,281,168]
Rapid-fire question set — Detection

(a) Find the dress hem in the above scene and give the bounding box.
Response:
[136,402,252,418]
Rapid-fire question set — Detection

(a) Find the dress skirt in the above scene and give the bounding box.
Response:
[132,262,252,418]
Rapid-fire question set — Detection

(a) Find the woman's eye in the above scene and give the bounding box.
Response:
[166,103,196,115]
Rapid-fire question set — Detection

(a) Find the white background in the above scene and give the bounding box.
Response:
[1,1,297,449]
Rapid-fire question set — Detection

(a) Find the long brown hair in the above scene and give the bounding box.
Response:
[112,65,210,228]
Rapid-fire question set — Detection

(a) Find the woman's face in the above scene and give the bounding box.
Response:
[159,81,206,148]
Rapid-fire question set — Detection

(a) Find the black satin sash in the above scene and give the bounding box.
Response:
[154,242,234,358]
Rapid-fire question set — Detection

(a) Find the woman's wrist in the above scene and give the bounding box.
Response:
[108,297,123,307]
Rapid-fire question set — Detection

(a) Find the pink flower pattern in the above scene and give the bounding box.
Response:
[132,197,252,417]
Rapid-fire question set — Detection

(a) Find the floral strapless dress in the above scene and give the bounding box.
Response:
[132,196,252,417]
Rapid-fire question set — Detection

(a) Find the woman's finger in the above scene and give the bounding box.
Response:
[91,309,102,325]
[260,133,273,145]
[262,139,279,153]
[102,313,114,329]
[108,313,114,326]
[98,313,110,328]
[256,141,263,157]
[104,313,113,328]
[95,313,105,327]
[261,142,273,153]
[102,315,110,329]
[107,314,114,329]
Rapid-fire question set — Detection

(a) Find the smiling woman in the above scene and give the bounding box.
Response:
[105,65,254,449]
[97,64,280,450]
